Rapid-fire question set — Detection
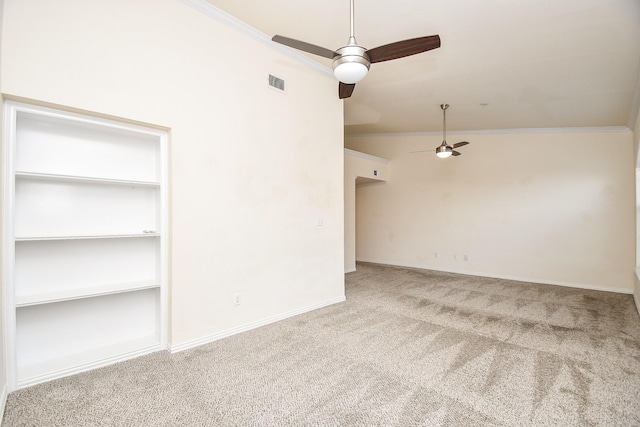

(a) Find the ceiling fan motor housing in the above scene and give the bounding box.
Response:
[333,43,371,84]
[271,0,441,97]
[435,143,452,158]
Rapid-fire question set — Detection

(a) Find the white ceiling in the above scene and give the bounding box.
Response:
[205,0,640,135]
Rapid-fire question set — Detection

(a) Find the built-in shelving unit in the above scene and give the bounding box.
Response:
[3,101,168,390]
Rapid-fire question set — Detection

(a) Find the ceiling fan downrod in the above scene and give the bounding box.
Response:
[441,103,449,144]
[436,104,453,158]
[349,0,356,44]
[333,0,370,84]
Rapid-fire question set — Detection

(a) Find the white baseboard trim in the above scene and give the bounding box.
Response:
[0,383,7,426]
[15,343,162,390]
[345,267,356,273]
[169,295,346,354]
[357,260,634,294]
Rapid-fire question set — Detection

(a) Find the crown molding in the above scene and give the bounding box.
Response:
[178,0,333,80]
[346,126,632,139]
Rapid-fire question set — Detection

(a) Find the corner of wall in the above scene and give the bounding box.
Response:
[0,382,7,425]
[635,269,640,317]
[631,51,640,317]
[0,109,8,427]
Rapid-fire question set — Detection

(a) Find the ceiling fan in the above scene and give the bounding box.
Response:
[271,0,441,99]
[412,104,471,158]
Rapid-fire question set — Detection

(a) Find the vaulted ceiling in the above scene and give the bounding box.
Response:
[205,0,640,135]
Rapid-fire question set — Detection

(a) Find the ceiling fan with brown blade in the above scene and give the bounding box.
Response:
[271,0,441,99]
[412,104,471,158]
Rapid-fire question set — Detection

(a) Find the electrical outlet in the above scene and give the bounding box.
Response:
[434,252,439,258]
[453,254,457,260]
[464,255,469,261]
[234,292,242,306]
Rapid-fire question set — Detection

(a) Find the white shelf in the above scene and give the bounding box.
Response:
[15,110,160,183]
[15,237,159,299]
[17,335,160,388]
[15,171,160,187]
[4,101,167,391]
[15,289,160,383]
[14,178,158,238]
[15,233,159,241]
[16,281,160,307]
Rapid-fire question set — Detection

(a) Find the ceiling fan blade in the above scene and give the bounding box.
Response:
[367,35,441,63]
[452,150,462,156]
[272,35,337,59]
[339,82,356,99]
[452,141,470,149]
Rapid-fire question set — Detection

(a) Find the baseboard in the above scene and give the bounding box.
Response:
[0,383,7,427]
[462,268,633,294]
[345,267,356,273]
[357,260,634,294]
[169,295,346,354]
[15,342,162,390]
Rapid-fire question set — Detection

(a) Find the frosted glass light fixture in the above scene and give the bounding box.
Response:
[436,142,452,158]
[333,62,369,84]
[332,41,370,84]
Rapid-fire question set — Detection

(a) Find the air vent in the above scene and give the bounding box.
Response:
[268,74,285,92]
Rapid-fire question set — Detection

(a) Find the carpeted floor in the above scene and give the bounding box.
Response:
[4,262,640,426]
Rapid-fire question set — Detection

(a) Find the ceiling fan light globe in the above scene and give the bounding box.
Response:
[333,45,370,84]
[436,145,452,158]
[334,62,369,84]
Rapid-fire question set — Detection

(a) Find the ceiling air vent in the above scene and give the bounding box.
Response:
[268,74,285,92]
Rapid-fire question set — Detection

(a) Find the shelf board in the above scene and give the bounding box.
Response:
[15,233,160,241]
[16,281,160,307]
[15,171,160,187]
[17,335,160,389]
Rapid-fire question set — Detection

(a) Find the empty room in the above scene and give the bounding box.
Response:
[1,0,639,425]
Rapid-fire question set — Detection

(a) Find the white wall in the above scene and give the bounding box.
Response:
[1,0,345,349]
[0,0,7,412]
[346,129,635,293]
[344,149,388,273]
[634,108,640,311]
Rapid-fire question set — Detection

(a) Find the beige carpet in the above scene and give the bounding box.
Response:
[4,262,640,426]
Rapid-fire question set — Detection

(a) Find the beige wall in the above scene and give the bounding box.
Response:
[344,149,388,273]
[346,129,635,292]
[1,0,345,348]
